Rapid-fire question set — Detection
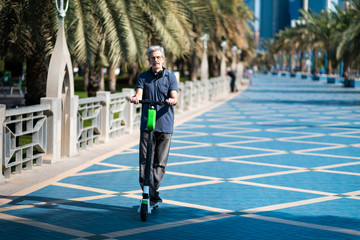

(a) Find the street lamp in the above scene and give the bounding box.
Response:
[220,36,227,77]
[200,33,209,50]
[200,33,209,82]
[200,33,210,101]
[221,36,227,54]
[231,46,238,71]
[55,0,69,19]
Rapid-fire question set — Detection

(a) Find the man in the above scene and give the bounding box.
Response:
[227,68,236,92]
[130,46,178,203]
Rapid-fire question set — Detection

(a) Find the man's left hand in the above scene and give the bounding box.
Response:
[166,98,177,106]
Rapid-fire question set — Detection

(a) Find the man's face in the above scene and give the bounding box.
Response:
[148,50,165,72]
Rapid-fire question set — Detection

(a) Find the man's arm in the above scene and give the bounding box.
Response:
[166,90,177,106]
[130,88,143,104]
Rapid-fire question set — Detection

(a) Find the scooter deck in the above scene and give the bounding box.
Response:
[150,201,160,208]
[137,200,159,213]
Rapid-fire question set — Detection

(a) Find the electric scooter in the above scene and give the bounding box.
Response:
[137,99,164,222]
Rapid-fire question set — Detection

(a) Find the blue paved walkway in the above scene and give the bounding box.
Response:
[1,74,360,239]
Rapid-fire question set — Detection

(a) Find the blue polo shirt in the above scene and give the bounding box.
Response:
[136,68,178,133]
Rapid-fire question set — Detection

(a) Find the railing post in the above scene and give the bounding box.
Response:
[186,81,193,110]
[41,98,62,164]
[180,82,185,112]
[70,95,79,157]
[177,82,185,113]
[208,80,213,101]
[97,91,111,143]
[122,88,135,134]
[0,104,5,182]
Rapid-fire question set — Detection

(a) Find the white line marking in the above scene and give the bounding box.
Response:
[222,159,305,170]
[230,169,308,181]
[241,196,340,214]
[314,161,360,170]
[165,171,222,180]
[243,214,360,236]
[315,169,360,176]
[0,195,115,213]
[0,213,93,238]
[167,159,217,166]
[232,180,335,196]
[103,214,234,238]
[72,168,131,176]
[53,182,118,194]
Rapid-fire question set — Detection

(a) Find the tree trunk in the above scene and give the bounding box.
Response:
[289,54,294,72]
[342,53,350,77]
[88,67,101,97]
[189,39,198,81]
[327,52,332,75]
[99,67,105,91]
[25,54,47,106]
[312,49,318,74]
[84,67,89,91]
[128,62,139,86]
[208,54,219,78]
[342,62,348,77]
[300,51,305,72]
[108,65,117,93]
[282,53,286,70]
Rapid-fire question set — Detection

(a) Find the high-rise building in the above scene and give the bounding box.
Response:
[259,0,289,40]
[308,0,340,13]
[244,0,344,48]
[289,0,303,21]
[244,0,261,48]
[289,0,344,26]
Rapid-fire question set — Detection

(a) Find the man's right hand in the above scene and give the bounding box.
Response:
[130,95,139,104]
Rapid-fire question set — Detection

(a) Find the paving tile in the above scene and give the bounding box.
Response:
[257,198,360,231]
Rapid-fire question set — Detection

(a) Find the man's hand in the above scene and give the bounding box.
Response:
[130,95,140,104]
[166,98,177,106]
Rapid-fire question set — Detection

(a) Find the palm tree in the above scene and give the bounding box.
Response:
[66,0,143,96]
[68,0,211,94]
[275,27,298,72]
[336,0,360,77]
[0,0,58,105]
[256,38,277,71]
[206,0,253,77]
[302,9,337,75]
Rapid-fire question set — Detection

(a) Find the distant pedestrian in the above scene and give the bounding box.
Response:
[244,69,252,86]
[253,65,258,76]
[227,68,236,92]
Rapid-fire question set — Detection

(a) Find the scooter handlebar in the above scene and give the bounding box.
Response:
[139,99,165,106]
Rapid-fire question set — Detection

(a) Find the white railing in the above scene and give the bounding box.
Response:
[1,76,230,180]
[1,104,49,178]
[77,97,103,151]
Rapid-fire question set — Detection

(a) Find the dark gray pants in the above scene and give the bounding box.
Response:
[139,131,172,197]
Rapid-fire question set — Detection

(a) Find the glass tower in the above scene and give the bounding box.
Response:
[259,0,289,40]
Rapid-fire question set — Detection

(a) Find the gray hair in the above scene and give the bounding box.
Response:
[147,45,165,58]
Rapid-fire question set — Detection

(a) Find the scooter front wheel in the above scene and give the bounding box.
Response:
[140,203,148,222]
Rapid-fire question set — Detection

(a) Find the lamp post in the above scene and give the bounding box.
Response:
[220,36,227,78]
[231,46,238,71]
[200,33,209,82]
[42,0,78,162]
[200,33,209,102]
[236,49,243,86]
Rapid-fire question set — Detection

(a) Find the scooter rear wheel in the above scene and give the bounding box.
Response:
[140,204,148,222]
